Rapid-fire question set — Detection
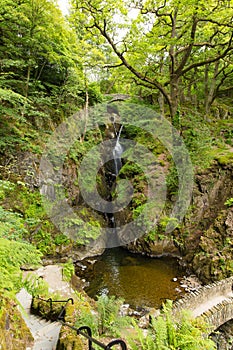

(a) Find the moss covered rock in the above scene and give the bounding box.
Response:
[192,207,233,282]
[56,303,86,350]
[0,295,33,350]
[31,295,92,350]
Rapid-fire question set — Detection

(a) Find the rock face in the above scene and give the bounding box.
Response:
[191,207,233,282]
[1,145,232,281]
[0,295,34,350]
[126,236,180,257]
[179,162,233,282]
[125,161,233,282]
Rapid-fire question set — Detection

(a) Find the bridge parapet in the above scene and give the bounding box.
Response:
[172,276,233,319]
[199,296,233,331]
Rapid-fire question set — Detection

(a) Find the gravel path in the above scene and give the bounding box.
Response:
[30,264,75,297]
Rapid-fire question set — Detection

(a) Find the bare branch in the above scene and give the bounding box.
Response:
[181,37,233,76]
[174,17,198,77]
[93,21,171,104]
[104,62,124,68]
[199,18,233,28]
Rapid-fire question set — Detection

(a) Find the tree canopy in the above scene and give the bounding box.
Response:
[0,0,103,153]
[71,0,233,120]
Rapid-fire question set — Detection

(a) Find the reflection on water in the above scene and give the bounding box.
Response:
[84,247,185,308]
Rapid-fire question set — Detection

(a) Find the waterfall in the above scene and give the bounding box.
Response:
[113,125,123,175]
[104,124,123,246]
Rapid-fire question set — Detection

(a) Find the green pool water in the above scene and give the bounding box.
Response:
[83,247,185,308]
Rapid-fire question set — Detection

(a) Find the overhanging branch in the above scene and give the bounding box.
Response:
[93,21,171,105]
[104,62,124,68]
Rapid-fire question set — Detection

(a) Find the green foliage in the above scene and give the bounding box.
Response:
[153,301,215,350]
[144,216,178,243]
[127,301,216,350]
[23,274,49,297]
[0,0,92,155]
[127,319,156,350]
[213,150,233,166]
[72,0,233,119]
[74,293,131,338]
[11,188,56,253]
[54,234,70,246]
[181,113,214,169]
[62,259,75,282]
[75,303,99,336]
[0,182,68,255]
[119,161,145,178]
[166,163,179,195]
[68,129,102,166]
[62,209,102,246]
[96,294,131,337]
[0,238,42,293]
[224,198,233,207]
[135,131,165,155]
[0,294,34,348]
[0,180,15,199]
[0,206,28,241]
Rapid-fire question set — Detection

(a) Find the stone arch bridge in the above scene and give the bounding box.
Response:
[172,276,233,332]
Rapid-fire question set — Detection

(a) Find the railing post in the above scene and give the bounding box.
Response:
[77,326,94,350]
[105,339,127,350]
[57,306,66,322]
[57,298,74,322]
[31,296,128,349]
[47,298,53,313]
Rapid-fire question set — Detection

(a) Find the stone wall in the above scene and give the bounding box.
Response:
[173,276,233,314]
[201,297,233,331]
[172,276,233,331]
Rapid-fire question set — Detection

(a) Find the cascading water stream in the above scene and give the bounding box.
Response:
[113,124,123,176]
[105,123,123,243]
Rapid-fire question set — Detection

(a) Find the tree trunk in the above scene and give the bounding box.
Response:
[158,92,165,117]
[205,61,219,116]
[170,76,179,125]
[81,76,89,142]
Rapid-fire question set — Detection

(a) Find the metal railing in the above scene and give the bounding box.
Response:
[32,296,127,350]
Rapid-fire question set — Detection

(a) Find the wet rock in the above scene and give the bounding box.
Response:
[128,310,141,318]
[138,315,150,329]
[148,308,161,320]
[178,274,202,293]
[119,304,130,317]
[126,235,180,257]
[70,274,85,290]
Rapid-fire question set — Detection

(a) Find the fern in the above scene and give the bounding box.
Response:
[0,206,28,240]
[0,238,42,293]
[127,319,156,350]
[151,316,168,349]
[149,301,216,350]
[23,274,49,297]
[97,294,131,337]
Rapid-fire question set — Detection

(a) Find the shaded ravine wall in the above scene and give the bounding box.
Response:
[172,276,233,331]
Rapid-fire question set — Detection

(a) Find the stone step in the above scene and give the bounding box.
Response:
[16,288,62,350]
[32,338,58,350]
[35,322,61,337]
